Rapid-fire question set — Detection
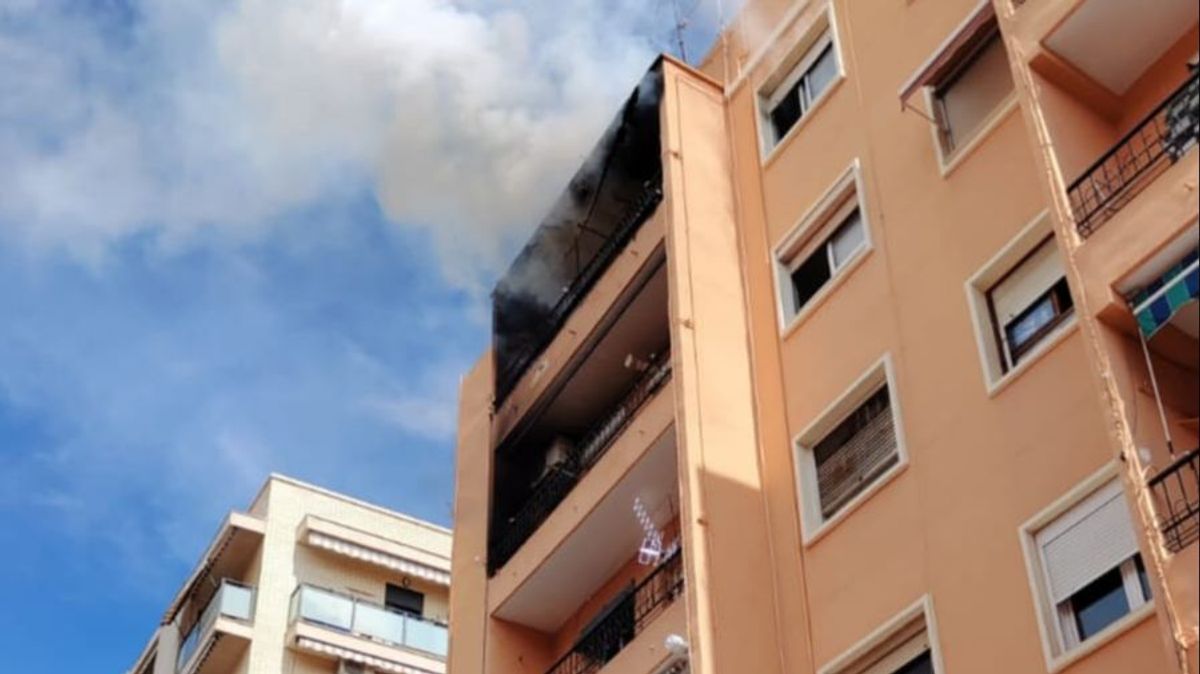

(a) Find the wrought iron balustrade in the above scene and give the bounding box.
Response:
[1148,447,1199,553]
[488,355,673,574]
[545,550,685,674]
[1068,71,1199,238]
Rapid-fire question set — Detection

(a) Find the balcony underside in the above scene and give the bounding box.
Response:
[182,619,252,674]
[492,424,679,632]
[1041,0,1197,95]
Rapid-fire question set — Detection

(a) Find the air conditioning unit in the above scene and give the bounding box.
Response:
[338,661,370,674]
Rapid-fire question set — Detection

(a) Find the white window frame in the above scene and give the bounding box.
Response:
[793,354,908,546]
[757,7,845,158]
[1019,463,1156,673]
[964,211,1077,396]
[773,160,872,335]
[911,15,1019,176]
[818,595,945,674]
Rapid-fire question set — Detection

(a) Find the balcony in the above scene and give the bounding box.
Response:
[492,65,664,406]
[489,259,671,576]
[288,584,448,673]
[176,580,255,674]
[1149,448,1200,553]
[546,550,685,674]
[1068,71,1199,237]
[490,347,672,574]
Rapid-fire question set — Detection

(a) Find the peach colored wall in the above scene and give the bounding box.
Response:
[1003,0,1199,670]
[450,1,1197,673]
[661,59,785,674]
[447,355,493,674]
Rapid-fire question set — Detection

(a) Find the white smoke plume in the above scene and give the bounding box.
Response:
[0,0,730,291]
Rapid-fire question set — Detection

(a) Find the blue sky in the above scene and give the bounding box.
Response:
[0,0,728,670]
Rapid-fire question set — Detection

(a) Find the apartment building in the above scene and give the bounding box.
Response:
[128,475,452,674]
[448,0,1198,673]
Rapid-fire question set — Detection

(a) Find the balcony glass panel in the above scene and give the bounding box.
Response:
[291,585,449,658]
[177,580,255,672]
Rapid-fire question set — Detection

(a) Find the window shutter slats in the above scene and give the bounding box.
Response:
[817,392,899,518]
[1038,482,1139,603]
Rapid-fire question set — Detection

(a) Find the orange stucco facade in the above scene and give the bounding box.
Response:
[449,1,1199,674]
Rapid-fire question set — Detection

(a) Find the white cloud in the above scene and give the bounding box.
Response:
[0,0,722,290]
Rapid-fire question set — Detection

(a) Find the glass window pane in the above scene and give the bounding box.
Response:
[1135,555,1152,602]
[1070,566,1131,641]
[806,43,838,106]
[1005,296,1056,357]
[829,209,866,270]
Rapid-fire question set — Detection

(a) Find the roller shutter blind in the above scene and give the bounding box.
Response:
[814,386,899,518]
[1036,479,1139,604]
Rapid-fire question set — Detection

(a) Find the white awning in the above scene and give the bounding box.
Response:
[296,637,438,674]
[308,532,451,587]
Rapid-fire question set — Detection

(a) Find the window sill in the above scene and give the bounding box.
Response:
[1044,602,1156,674]
[936,93,1020,178]
[779,245,874,341]
[984,317,1078,398]
[801,459,909,548]
[761,75,847,169]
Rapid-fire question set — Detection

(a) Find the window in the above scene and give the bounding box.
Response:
[385,584,424,617]
[789,208,866,314]
[966,215,1078,391]
[1024,473,1153,662]
[986,236,1074,373]
[931,24,1013,156]
[775,164,869,329]
[760,24,841,152]
[821,598,940,674]
[813,386,898,519]
[795,356,905,542]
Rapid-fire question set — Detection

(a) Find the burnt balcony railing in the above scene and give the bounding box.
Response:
[494,176,663,403]
[488,354,673,574]
[546,550,685,674]
[1068,70,1199,238]
[1148,448,1199,554]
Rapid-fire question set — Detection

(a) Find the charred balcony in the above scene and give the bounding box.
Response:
[492,64,664,407]
[488,258,672,576]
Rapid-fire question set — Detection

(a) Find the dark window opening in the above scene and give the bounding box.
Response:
[385,584,425,617]
[791,249,832,314]
[770,88,802,142]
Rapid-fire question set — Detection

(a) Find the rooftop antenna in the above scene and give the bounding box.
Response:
[669,0,689,62]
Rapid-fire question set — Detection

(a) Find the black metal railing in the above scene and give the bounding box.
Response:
[546,550,685,674]
[488,354,673,574]
[494,177,664,402]
[1148,448,1199,554]
[1067,71,1199,238]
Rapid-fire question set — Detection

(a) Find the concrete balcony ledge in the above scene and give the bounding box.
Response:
[1074,150,1198,326]
[491,212,667,448]
[488,385,678,631]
